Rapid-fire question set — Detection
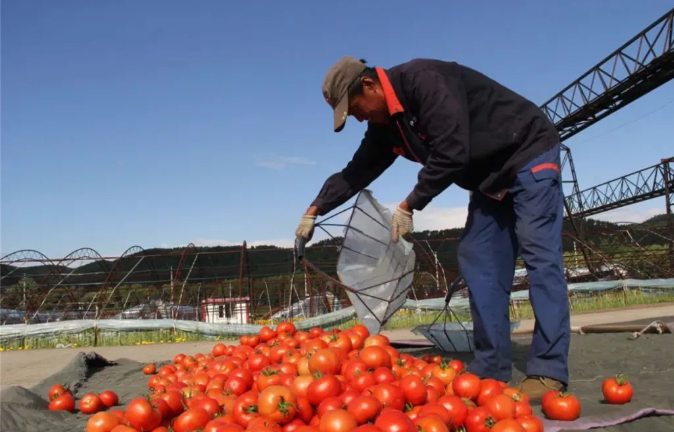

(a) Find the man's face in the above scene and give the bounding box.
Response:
[347,77,389,125]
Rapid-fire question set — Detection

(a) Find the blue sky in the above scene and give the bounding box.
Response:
[2,0,673,259]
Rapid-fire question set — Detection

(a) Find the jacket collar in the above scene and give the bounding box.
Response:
[375,67,405,116]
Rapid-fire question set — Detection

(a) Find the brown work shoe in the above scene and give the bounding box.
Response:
[518,376,566,402]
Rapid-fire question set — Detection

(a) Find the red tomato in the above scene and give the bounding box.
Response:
[542,392,581,421]
[351,372,377,392]
[98,390,119,408]
[125,397,162,431]
[426,386,440,404]
[212,343,226,357]
[350,324,370,341]
[48,393,76,412]
[257,369,282,391]
[484,394,516,421]
[277,321,297,335]
[491,418,526,432]
[173,407,213,432]
[192,396,222,417]
[85,412,120,432]
[48,384,72,402]
[205,418,244,432]
[342,360,368,381]
[374,407,416,432]
[514,401,533,418]
[465,406,496,432]
[233,391,260,427]
[282,419,306,432]
[306,375,342,406]
[79,393,103,415]
[414,413,449,432]
[373,367,397,384]
[601,374,633,405]
[248,354,272,372]
[309,349,341,375]
[359,346,392,370]
[437,395,469,430]
[517,416,544,432]
[367,383,406,411]
[346,395,383,425]
[318,409,358,432]
[258,385,299,425]
[399,375,427,406]
[259,326,277,342]
[143,363,157,375]
[317,396,345,417]
[156,390,185,418]
[418,403,452,424]
[353,426,385,432]
[295,395,315,424]
[448,359,464,373]
[477,379,504,406]
[431,364,457,386]
[339,389,360,405]
[452,373,482,400]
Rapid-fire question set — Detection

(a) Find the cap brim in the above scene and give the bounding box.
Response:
[333,94,349,133]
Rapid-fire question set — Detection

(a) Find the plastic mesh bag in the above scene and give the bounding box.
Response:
[335,190,416,335]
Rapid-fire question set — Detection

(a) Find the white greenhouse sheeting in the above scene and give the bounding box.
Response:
[1,278,673,342]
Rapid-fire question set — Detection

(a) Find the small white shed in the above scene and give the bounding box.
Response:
[200,297,250,324]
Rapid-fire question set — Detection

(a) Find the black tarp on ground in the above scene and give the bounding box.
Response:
[404,315,674,432]
[0,318,673,432]
[0,353,159,432]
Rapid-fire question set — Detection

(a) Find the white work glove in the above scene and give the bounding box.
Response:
[295,214,316,241]
[391,207,413,243]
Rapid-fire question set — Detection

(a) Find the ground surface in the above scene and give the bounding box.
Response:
[1,304,673,431]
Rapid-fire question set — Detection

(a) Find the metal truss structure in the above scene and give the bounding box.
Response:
[541,7,674,142]
[539,7,674,223]
[565,157,674,218]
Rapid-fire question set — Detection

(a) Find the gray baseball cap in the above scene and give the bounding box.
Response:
[322,56,367,132]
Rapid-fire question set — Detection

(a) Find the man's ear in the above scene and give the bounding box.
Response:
[361,77,378,92]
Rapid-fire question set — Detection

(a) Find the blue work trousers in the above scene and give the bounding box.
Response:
[459,143,570,385]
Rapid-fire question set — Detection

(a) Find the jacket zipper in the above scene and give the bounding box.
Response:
[395,120,422,164]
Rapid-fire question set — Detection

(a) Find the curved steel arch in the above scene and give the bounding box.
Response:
[27,247,112,322]
[0,249,60,281]
[171,243,205,316]
[0,249,85,322]
[39,247,112,289]
[173,243,200,283]
[92,245,147,319]
[57,247,113,272]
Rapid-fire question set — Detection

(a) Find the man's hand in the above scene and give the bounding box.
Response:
[391,204,414,243]
[295,213,317,241]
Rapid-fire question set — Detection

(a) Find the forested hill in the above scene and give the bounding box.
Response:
[1,214,670,286]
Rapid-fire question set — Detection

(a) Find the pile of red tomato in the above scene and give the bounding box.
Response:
[44,321,633,432]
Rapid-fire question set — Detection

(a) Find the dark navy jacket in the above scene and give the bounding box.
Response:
[311,58,560,214]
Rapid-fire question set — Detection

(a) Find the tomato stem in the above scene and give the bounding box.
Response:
[615,373,629,385]
[245,405,258,414]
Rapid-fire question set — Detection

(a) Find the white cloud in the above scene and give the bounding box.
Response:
[590,207,663,224]
[380,203,468,231]
[256,155,317,170]
[256,161,286,170]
